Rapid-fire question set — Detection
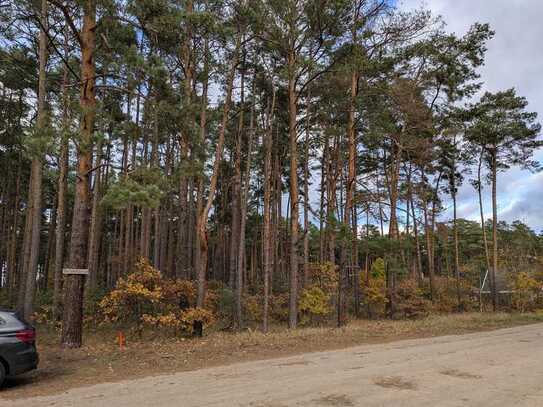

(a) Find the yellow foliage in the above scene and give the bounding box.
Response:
[162,280,196,305]
[243,295,263,322]
[99,258,216,334]
[180,308,215,333]
[204,289,220,313]
[270,293,290,322]
[394,279,431,319]
[362,278,388,309]
[511,272,542,312]
[361,258,388,318]
[430,277,476,313]
[141,308,214,333]
[312,262,338,292]
[299,286,331,324]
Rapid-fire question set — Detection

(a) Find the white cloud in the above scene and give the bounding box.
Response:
[401,0,543,231]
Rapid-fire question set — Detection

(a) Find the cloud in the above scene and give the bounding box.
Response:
[400,0,543,231]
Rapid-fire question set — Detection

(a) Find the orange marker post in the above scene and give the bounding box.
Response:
[117,331,126,351]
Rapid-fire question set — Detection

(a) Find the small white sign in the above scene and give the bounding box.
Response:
[62,268,89,275]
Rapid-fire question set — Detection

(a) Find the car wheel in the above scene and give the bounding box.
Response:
[0,362,5,388]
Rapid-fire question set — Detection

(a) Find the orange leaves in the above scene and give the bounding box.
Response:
[99,258,216,334]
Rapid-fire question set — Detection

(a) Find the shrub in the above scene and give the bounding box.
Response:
[141,307,215,334]
[394,279,431,319]
[162,280,196,307]
[99,259,163,324]
[370,258,386,279]
[215,287,234,320]
[270,293,290,322]
[312,262,338,293]
[99,258,216,335]
[204,288,220,313]
[298,286,331,325]
[361,258,388,318]
[511,272,542,312]
[243,295,263,323]
[429,276,477,313]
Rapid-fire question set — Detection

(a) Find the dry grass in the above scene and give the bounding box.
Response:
[3,312,543,399]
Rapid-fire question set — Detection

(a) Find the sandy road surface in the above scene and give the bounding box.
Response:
[2,323,543,406]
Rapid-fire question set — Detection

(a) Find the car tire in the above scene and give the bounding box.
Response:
[0,362,5,388]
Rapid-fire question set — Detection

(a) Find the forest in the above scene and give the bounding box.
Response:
[1,0,542,349]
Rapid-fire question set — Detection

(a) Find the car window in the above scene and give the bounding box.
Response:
[12,312,28,325]
[0,317,5,325]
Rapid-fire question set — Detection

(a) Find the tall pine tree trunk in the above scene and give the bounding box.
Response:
[22,0,48,320]
[87,140,104,291]
[7,160,21,306]
[452,174,461,308]
[303,107,310,288]
[196,33,240,307]
[477,147,492,290]
[194,37,208,290]
[287,50,299,329]
[490,150,498,312]
[231,62,245,301]
[235,73,254,330]
[61,0,96,348]
[177,0,194,279]
[262,86,276,333]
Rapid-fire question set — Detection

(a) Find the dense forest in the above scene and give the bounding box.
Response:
[0,0,542,348]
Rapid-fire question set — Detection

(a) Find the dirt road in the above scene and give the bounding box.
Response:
[3,323,543,406]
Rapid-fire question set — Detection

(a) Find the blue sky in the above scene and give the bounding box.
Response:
[400,0,543,232]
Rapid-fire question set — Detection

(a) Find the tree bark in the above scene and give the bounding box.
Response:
[87,140,104,291]
[196,33,240,307]
[7,160,21,306]
[53,99,69,320]
[490,150,498,311]
[303,100,311,288]
[477,147,492,291]
[233,59,246,329]
[177,0,194,279]
[452,175,461,308]
[236,72,255,330]
[22,0,48,320]
[262,85,276,333]
[61,0,96,348]
[194,36,208,289]
[287,49,299,329]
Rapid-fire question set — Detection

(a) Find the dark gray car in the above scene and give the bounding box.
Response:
[0,310,39,387]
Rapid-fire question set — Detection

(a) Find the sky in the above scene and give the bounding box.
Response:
[400,0,543,232]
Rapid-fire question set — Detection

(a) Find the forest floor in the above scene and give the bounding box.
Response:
[2,312,543,400]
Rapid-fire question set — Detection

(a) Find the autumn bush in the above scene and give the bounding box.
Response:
[142,308,215,334]
[511,272,542,312]
[99,259,162,324]
[312,262,338,292]
[99,258,216,335]
[428,276,478,313]
[270,292,290,322]
[298,285,331,325]
[393,279,431,319]
[361,258,388,318]
[243,294,263,323]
